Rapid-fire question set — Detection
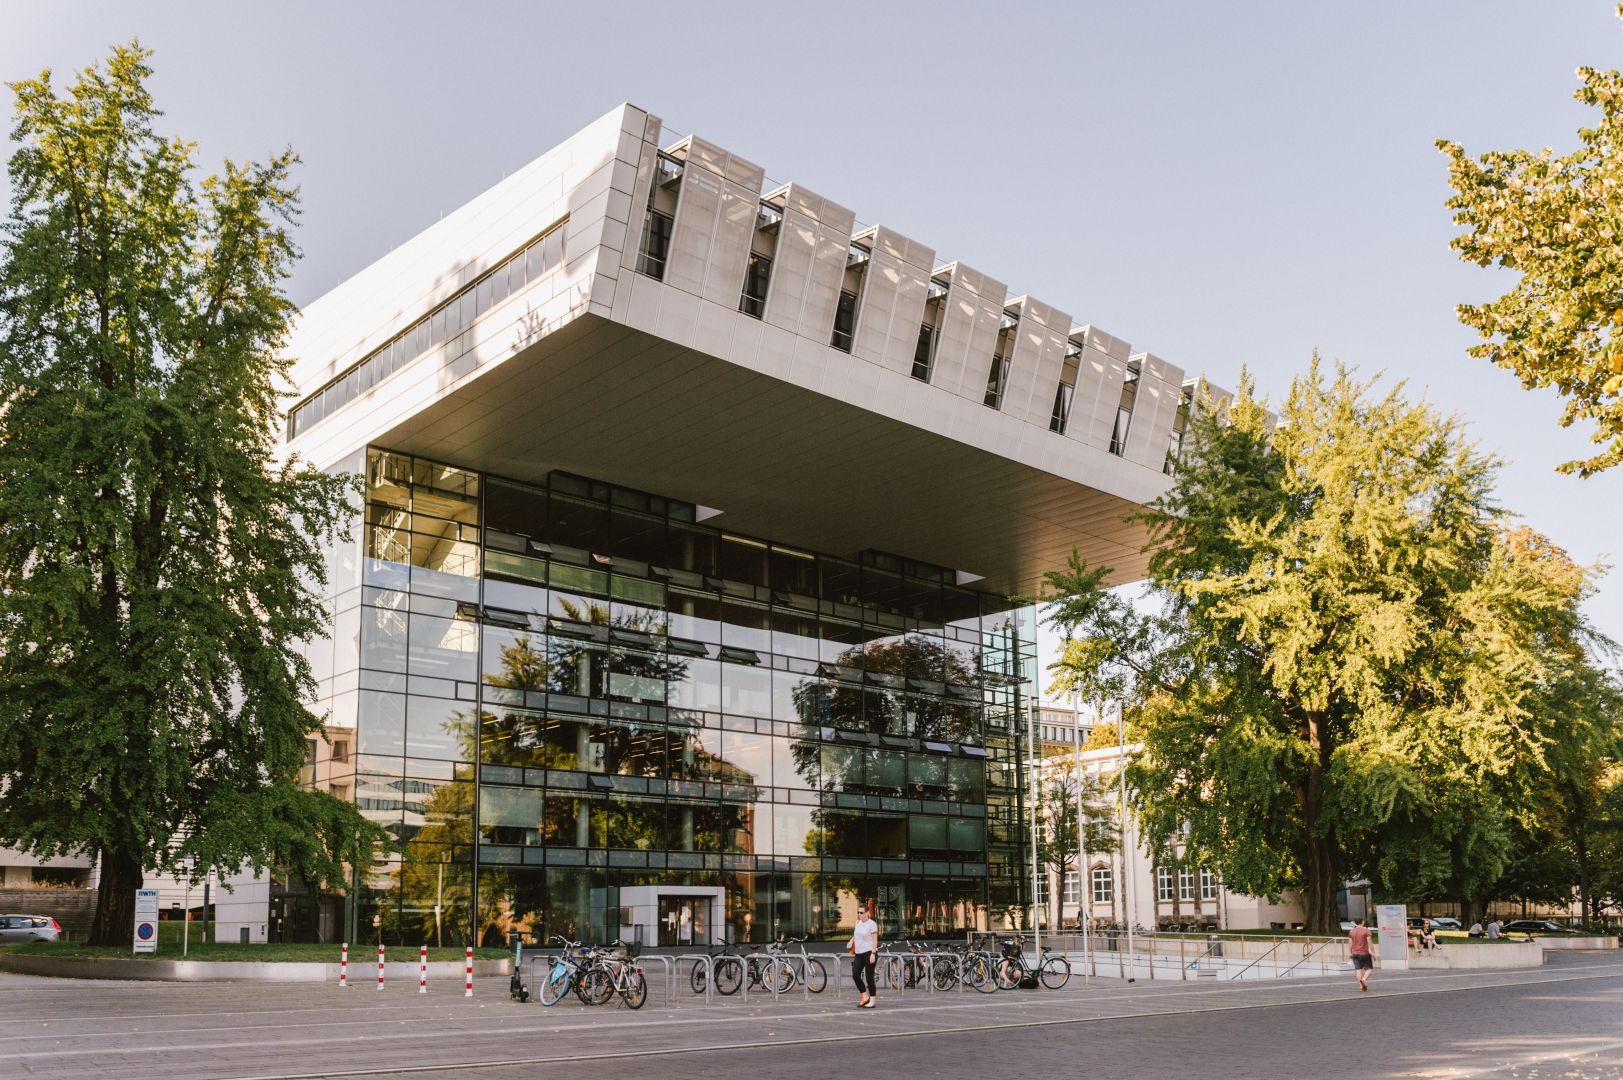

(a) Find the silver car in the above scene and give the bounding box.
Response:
[0,915,61,943]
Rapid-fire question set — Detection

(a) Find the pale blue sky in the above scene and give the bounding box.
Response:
[5,1,1620,653]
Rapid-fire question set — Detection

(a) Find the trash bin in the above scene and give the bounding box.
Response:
[1207,934,1222,958]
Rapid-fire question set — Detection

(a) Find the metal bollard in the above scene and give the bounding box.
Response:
[418,944,428,994]
[339,942,348,988]
[377,944,385,990]
[464,946,474,997]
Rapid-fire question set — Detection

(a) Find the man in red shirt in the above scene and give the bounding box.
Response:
[1348,917,1374,991]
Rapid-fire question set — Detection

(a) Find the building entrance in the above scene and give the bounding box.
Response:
[658,896,709,947]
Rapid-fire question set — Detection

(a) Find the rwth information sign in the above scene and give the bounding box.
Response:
[133,889,159,954]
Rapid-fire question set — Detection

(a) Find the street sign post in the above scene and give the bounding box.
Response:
[180,856,194,957]
[133,889,159,954]
[1375,903,1409,972]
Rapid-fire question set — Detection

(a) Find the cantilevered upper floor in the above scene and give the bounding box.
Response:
[279,104,1227,594]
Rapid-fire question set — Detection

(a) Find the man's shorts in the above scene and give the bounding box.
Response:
[1352,954,1374,970]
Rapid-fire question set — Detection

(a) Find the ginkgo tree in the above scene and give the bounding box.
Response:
[0,44,384,944]
[1439,7,1623,476]
[1045,362,1619,934]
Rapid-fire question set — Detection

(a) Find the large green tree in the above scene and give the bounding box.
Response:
[1439,17,1623,476]
[0,45,381,943]
[1045,362,1614,934]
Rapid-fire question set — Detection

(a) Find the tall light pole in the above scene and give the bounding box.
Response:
[1028,694,1042,958]
[1074,690,1091,982]
[1117,699,1137,980]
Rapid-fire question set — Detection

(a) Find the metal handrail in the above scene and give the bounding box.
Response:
[1279,938,1343,978]
[1229,937,1286,980]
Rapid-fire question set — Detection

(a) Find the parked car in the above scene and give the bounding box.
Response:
[0,915,62,943]
[1500,919,1576,934]
[1429,917,1462,931]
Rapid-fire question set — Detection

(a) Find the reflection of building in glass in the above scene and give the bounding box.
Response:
[281,104,1221,946]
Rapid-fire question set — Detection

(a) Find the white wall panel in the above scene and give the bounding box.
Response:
[1000,297,1071,426]
[663,137,764,309]
[1065,325,1132,452]
[930,263,1007,404]
[1122,353,1186,470]
[852,226,934,376]
[764,185,854,343]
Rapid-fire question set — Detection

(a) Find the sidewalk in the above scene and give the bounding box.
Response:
[3,952,1620,1080]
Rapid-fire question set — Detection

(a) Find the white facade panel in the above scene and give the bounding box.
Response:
[929,263,1007,404]
[1122,352,1186,471]
[1000,296,1071,426]
[852,226,934,377]
[764,185,854,343]
[662,137,764,310]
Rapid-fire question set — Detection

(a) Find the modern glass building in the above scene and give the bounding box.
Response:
[281,104,1222,948]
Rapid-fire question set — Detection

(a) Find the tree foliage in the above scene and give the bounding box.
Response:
[0,44,383,943]
[1439,13,1623,475]
[1045,362,1618,933]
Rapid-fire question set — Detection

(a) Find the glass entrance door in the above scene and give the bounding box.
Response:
[658,896,709,946]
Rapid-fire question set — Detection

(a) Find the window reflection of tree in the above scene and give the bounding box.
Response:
[787,635,986,935]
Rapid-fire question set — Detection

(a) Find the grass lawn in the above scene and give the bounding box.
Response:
[0,920,508,962]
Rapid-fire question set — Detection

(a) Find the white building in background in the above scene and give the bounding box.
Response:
[1032,727,1305,933]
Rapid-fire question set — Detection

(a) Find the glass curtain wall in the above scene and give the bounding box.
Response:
[347,448,1035,946]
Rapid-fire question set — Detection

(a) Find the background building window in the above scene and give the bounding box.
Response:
[1178,868,1197,902]
[1200,868,1218,901]
[1062,870,1079,904]
[1156,866,1174,902]
[1091,865,1113,904]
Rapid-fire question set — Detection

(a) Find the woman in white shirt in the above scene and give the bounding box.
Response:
[851,900,879,1008]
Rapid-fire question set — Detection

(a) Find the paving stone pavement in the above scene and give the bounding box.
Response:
[3,951,1622,1079]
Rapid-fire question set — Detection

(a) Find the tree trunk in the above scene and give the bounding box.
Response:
[1575,833,1592,930]
[90,846,143,946]
[1299,713,1339,935]
[1303,834,1339,934]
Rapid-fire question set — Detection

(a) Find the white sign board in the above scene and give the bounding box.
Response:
[133,888,159,954]
[1375,903,1408,971]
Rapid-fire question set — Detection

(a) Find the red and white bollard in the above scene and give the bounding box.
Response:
[464,945,474,997]
[418,944,428,994]
[339,942,349,988]
[376,943,386,990]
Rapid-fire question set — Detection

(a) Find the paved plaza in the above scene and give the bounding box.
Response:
[1,951,1621,1079]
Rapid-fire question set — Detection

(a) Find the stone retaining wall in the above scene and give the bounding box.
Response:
[0,888,96,940]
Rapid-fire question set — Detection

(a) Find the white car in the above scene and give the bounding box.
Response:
[0,914,62,943]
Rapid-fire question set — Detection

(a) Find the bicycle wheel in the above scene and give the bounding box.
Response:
[931,956,958,991]
[766,958,794,994]
[967,955,998,993]
[538,963,572,1007]
[1040,955,1071,990]
[578,965,614,1005]
[714,956,743,996]
[690,960,709,995]
[804,957,827,993]
[995,961,1022,991]
[621,971,648,1010]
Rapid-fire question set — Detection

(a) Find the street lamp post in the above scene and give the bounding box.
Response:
[1028,696,1042,959]
[1117,700,1136,981]
[1073,690,1091,982]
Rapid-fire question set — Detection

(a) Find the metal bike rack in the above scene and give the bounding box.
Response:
[679,953,715,1004]
[636,953,676,1006]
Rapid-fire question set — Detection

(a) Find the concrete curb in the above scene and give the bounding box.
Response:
[0,953,512,982]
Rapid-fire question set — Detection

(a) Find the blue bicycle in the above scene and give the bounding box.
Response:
[538,936,602,1007]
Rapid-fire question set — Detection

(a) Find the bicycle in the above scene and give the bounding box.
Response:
[689,939,746,996]
[992,935,1070,990]
[884,940,932,990]
[538,936,599,1007]
[583,939,648,1009]
[758,936,827,994]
